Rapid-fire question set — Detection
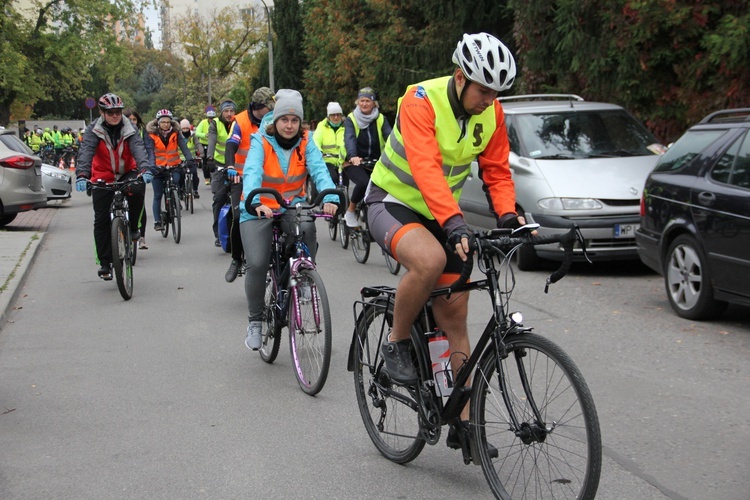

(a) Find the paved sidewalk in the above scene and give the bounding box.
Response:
[0,203,60,329]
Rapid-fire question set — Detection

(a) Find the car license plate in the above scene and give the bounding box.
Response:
[614,223,639,238]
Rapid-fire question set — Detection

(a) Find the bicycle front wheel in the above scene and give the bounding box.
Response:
[170,189,181,244]
[111,216,133,300]
[260,270,282,363]
[383,250,400,275]
[328,216,338,241]
[338,220,349,249]
[353,298,425,463]
[289,269,331,396]
[351,228,370,263]
[185,180,194,214]
[471,333,602,500]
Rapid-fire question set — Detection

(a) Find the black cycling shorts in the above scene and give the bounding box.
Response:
[367,200,465,283]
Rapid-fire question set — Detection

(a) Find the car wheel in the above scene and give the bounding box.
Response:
[0,210,17,227]
[664,234,728,320]
[516,244,541,271]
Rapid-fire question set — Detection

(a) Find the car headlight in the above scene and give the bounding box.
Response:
[43,170,68,180]
[538,198,603,210]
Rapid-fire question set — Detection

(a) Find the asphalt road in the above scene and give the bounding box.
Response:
[1,188,748,499]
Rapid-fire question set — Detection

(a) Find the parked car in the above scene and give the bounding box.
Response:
[635,108,750,319]
[459,94,665,270]
[41,163,72,200]
[0,130,47,226]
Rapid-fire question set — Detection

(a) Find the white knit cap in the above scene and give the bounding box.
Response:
[326,102,343,115]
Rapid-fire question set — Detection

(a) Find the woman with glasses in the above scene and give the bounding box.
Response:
[343,87,392,227]
[75,93,153,280]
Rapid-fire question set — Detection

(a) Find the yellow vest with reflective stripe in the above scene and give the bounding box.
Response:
[371,76,497,220]
[214,121,231,164]
[347,112,385,151]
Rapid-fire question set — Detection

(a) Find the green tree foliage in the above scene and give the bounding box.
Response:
[172,6,265,115]
[511,0,750,142]
[272,0,307,91]
[0,0,152,125]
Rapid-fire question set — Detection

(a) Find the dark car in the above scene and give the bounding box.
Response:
[636,108,750,319]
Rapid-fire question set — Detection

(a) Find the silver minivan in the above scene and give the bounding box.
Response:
[0,130,48,226]
[459,95,665,270]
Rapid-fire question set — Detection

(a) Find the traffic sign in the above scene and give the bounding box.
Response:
[85,97,97,109]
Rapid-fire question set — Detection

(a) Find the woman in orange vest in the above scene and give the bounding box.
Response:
[238,89,340,351]
[146,109,195,231]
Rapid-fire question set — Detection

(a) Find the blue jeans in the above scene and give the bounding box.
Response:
[151,168,183,224]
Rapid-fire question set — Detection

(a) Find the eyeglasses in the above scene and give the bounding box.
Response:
[104,109,123,116]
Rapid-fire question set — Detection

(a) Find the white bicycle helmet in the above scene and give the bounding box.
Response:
[452,33,516,92]
[156,109,173,120]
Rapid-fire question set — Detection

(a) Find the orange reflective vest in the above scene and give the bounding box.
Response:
[150,132,181,167]
[232,110,260,175]
[258,134,309,209]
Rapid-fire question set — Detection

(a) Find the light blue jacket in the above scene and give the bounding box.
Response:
[240,111,338,223]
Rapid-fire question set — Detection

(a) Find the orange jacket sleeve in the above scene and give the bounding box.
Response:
[476,102,517,219]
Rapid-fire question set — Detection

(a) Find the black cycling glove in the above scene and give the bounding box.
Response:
[498,212,522,229]
[446,224,475,255]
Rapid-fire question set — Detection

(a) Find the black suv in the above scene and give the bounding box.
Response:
[636,108,750,319]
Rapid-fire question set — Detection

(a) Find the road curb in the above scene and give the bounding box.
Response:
[0,232,46,331]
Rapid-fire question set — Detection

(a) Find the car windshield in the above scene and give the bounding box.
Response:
[507,110,660,159]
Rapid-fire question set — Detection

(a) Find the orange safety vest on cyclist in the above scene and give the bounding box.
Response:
[231,110,259,175]
[258,134,309,209]
[150,133,181,167]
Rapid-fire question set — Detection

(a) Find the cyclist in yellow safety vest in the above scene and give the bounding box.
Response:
[194,107,217,185]
[366,33,529,462]
[343,87,392,227]
[207,100,237,248]
[313,102,347,194]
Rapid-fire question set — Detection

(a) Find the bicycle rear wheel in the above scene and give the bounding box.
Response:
[160,195,169,238]
[289,269,331,396]
[471,333,602,500]
[351,228,370,263]
[260,270,282,363]
[111,216,133,300]
[170,189,181,244]
[353,298,425,463]
[383,250,400,275]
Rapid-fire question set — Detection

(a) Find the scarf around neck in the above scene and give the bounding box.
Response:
[353,107,379,130]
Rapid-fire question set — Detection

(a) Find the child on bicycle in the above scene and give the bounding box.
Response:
[146,109,195,231]
[75,93,153,280]
[239,89,339,350]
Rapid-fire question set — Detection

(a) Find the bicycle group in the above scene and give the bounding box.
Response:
[74,32,601,499]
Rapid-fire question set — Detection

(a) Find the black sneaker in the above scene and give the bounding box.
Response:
[194,191,200,199]
[380,339,418,384]
[225,260,240,283]
[154,222,163,231]
[446,420,499,462]
[97,265,113,281]
[214,238,221,247]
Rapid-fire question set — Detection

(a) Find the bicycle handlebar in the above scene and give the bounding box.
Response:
[245,187,345,213]
[449,225,586,294]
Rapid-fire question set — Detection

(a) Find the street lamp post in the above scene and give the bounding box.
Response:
[260,0,274,92]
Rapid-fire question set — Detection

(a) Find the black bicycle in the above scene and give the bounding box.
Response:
[88,178,143,300]
[180,163,195,214]
[247,187,344,396]
[348,225,602,499]
[158,165,183,243]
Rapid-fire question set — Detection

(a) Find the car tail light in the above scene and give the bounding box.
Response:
[640,195,646,216]
[1,155,35,169]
